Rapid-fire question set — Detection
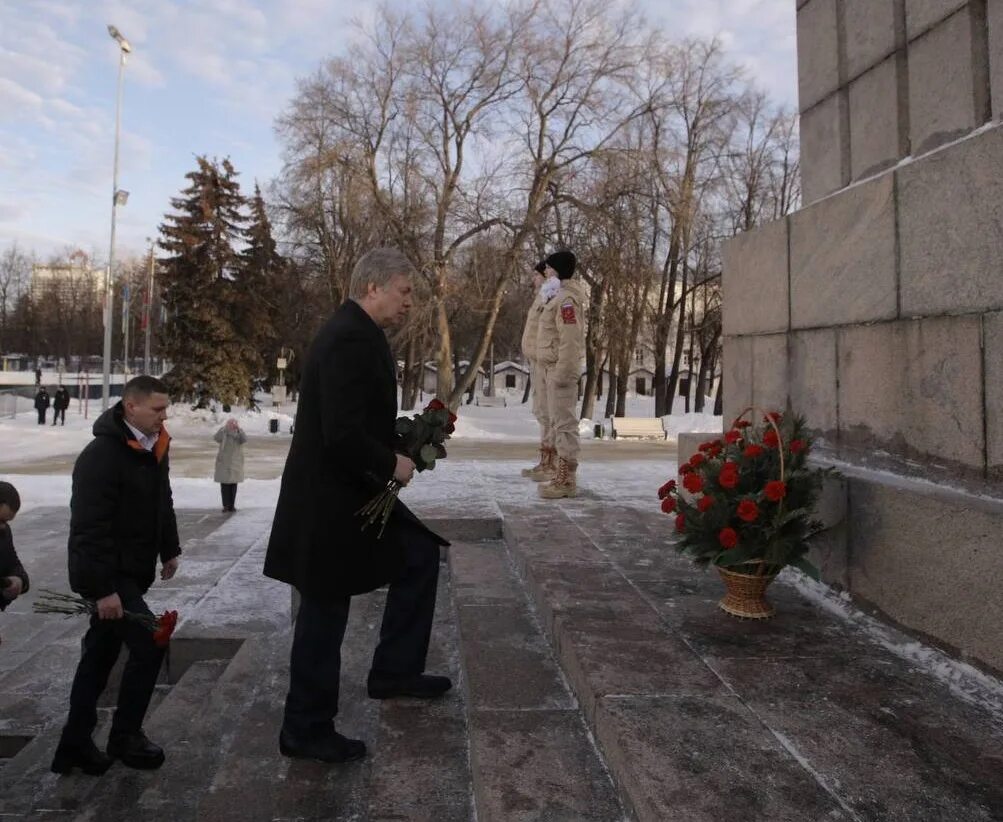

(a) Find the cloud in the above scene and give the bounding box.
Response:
[0,77,45,110]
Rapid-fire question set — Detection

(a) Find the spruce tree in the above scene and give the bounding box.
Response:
[157,156,250,406]
[237,184,283,402]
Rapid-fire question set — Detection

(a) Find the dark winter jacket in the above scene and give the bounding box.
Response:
[67,402,181,600]
[54,387,70,411]
[264,299,447,598]
[0,525,29,611]
[34,389,50,411]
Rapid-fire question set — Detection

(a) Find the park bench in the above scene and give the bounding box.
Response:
[475,395,507,407]
[609,416,667,440]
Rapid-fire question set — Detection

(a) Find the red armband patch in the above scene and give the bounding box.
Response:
[560,301,577,324]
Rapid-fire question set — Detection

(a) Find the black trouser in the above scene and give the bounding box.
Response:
[282,526,440,739]
[37,409,46,424]
[220,483,237,510]
[52,407,66,425]
[61,582,165,745]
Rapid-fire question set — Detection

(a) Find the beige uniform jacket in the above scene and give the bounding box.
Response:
[520,290,545,363]
[536,278,588,386]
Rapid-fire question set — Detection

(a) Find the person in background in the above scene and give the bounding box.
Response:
[34,386,50,425]
[520,265,556,482]
[0,481,30,644]
[53,385,70,426]
[213,417,247,513]
[534,249,587,499]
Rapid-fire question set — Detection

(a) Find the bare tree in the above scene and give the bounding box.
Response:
[0,243,31,353]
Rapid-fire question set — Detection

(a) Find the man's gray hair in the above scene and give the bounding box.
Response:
[348,248,417,299]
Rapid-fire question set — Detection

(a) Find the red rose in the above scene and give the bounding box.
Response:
[718,463,739,489]
[675,514,685,532]
[657,479,676,499]
[660,496,677,513]
[683,473,704,493]
[698,441,713,452]
[733,419,751,429]
[764,480,787,502]
[790,439,806,454]
[152,610,179,648]
[737,499,759,522]
[724,429,742,444]
[764,411,782,423]
[763,430,780,448]
[689,452,706,467]
[718,527,739,549]
[743,444,764,459]
[679,463,693,475]
[697,495,715,512]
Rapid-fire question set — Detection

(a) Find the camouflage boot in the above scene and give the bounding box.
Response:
[522,447,556,482]
[539,457,577,499]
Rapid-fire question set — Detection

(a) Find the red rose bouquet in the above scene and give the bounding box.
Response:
[657,408,833,578]
[357,398,457,538]
[34,589,179,648]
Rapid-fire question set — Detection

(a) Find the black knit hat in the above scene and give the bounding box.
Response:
[538,250,576,280]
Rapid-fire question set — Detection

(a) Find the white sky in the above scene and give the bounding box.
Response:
[0,0,796,260]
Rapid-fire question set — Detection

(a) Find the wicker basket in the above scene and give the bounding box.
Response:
[716,562,777,619]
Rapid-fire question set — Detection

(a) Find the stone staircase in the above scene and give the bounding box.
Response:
[1,502,1002,821]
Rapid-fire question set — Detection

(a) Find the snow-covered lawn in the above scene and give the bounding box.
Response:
[1,390,718,514]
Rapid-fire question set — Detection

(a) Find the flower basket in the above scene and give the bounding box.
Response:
[716,561,777,619]
[657,407,836,619]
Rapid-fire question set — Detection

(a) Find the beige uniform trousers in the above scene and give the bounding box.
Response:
[529,359,553,447]
[544,365,580,462]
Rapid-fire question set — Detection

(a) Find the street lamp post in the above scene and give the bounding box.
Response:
[101,24,131,410]
[144,239,154,374]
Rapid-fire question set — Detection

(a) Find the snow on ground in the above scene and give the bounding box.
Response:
[2,389,707,515]
[2,389,720,465]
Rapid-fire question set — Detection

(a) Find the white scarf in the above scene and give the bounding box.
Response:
[540,276,561,302]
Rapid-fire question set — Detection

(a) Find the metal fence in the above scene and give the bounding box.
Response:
[0,389,34,419]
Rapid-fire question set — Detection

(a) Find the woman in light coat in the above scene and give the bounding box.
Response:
[213,418,247,512]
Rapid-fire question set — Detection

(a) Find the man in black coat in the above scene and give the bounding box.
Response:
[264,247,450,764]
[51,375,181,776]
[52,384,70,425]
[34,386,50,425]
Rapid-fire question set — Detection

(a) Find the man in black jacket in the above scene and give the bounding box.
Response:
[264,247,451,764]
[51,375,181,776]
[52,384,70,425]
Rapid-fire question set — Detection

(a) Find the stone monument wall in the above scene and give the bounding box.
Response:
[721,0,1003,673]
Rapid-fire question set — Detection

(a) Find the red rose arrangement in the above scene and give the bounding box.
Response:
[656,408,833,577]
[357,398,457,538]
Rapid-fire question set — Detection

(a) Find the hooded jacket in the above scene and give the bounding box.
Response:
[67,402,181,600]
[536,277,588,385]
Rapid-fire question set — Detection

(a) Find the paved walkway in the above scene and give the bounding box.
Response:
[1,495,1001,821]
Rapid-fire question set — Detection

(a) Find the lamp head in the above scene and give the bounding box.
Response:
[107,24,132,53]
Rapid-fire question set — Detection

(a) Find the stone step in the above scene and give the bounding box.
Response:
[20,660,229,819]
[499,502,1003,822]
[192,560,473,822]
[0,684,170,819]
[449,539,625,822]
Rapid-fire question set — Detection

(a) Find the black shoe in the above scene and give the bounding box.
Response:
[107,730,165,770]
[367,673,453,700]
[51,738,113,775]
[279,728,366,763]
